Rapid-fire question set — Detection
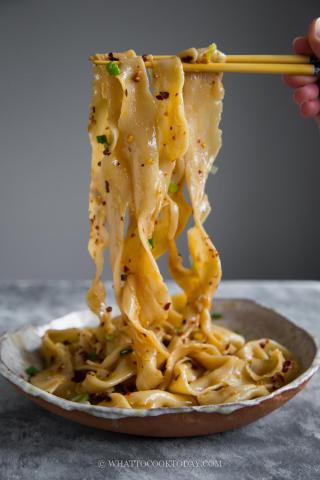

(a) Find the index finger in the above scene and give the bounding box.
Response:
[282,36,317,88]
[292,36,314,55]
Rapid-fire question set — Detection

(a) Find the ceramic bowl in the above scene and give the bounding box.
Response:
[0,299,319,437]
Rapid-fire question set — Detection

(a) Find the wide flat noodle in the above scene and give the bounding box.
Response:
[32,46,299,408]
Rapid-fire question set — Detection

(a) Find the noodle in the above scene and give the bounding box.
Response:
[30,46,299,408]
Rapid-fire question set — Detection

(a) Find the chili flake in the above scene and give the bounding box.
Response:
[156,91,169,100]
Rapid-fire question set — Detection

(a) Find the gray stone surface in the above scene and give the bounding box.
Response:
[0,281,319,480]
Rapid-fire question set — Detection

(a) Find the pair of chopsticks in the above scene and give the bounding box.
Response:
[90,54,320,75]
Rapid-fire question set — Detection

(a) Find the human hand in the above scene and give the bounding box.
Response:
[283,18,320,123]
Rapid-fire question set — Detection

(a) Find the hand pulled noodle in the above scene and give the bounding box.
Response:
[31,45,299,408]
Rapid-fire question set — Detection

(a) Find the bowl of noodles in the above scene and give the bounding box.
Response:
[1,45,319,436]
[0,298,319,437]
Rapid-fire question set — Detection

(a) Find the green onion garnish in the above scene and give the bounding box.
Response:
[105,333,114,341]
[25,366,39,377]
[107,61,121,76]
[87,353,99,361]
[207,43,217,59]
[120,347,133,356]
[168,182,178,194]
[211,312,223,319]
[148,238,154,249]
[71,393,90,403]
[96,134,107,144]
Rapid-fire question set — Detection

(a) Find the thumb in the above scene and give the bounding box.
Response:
[308,17,320,59]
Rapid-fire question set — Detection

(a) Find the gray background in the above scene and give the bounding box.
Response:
[0,0,319,281]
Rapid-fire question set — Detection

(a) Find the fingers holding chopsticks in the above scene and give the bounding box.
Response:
[282,18,320,119]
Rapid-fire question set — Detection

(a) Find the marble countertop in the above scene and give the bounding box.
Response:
[0,280,319,480]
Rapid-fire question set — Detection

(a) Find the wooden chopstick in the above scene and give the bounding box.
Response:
[149,54,312,64]
[90,55,319,76]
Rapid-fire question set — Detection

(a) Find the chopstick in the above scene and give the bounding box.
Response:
[90,54,320,76]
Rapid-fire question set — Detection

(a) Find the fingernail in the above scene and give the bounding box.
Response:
[316,18,320,38]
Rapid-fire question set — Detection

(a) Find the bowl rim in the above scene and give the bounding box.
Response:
[0,299,319,420]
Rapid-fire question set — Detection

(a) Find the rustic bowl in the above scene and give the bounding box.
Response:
[0,299,319,437]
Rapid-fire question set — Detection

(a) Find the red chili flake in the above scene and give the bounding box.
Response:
[92,106,96,113]
[130,233,135,238]
[108,52,119,61]
[123,265,129,273]
[103,149,111,156]
[181,55,193,63]
[141,163,145,167]
[97,161,102,167]
[163,302,171,311]
[106,306,112,312]
[125,89,128,97]
[132,73,141,82]
[105,180,110,193]
[142,54,150,62]
[121,273,127,281]
[102,201,106,206]
[120,216,124,221]
[282,360,292,373]
[156,91,169,100]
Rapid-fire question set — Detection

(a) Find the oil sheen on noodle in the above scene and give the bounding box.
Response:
[30,46,299,409]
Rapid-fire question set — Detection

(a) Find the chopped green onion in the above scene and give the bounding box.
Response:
[105,333,114,341]
[168,182,178,194]
[210,165,219,175]
[211,312,223,319]
[96,134,107,144]
[107,61,121,76]
[71,393,90,403]
[120,347,133,356]
[148,238,154,249]
[25,366,39,377]
[207,43,217,59]
[87,353,99,361]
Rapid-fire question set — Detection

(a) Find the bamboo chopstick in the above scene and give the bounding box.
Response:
[90,55,320,76]
[144,54,313,64]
